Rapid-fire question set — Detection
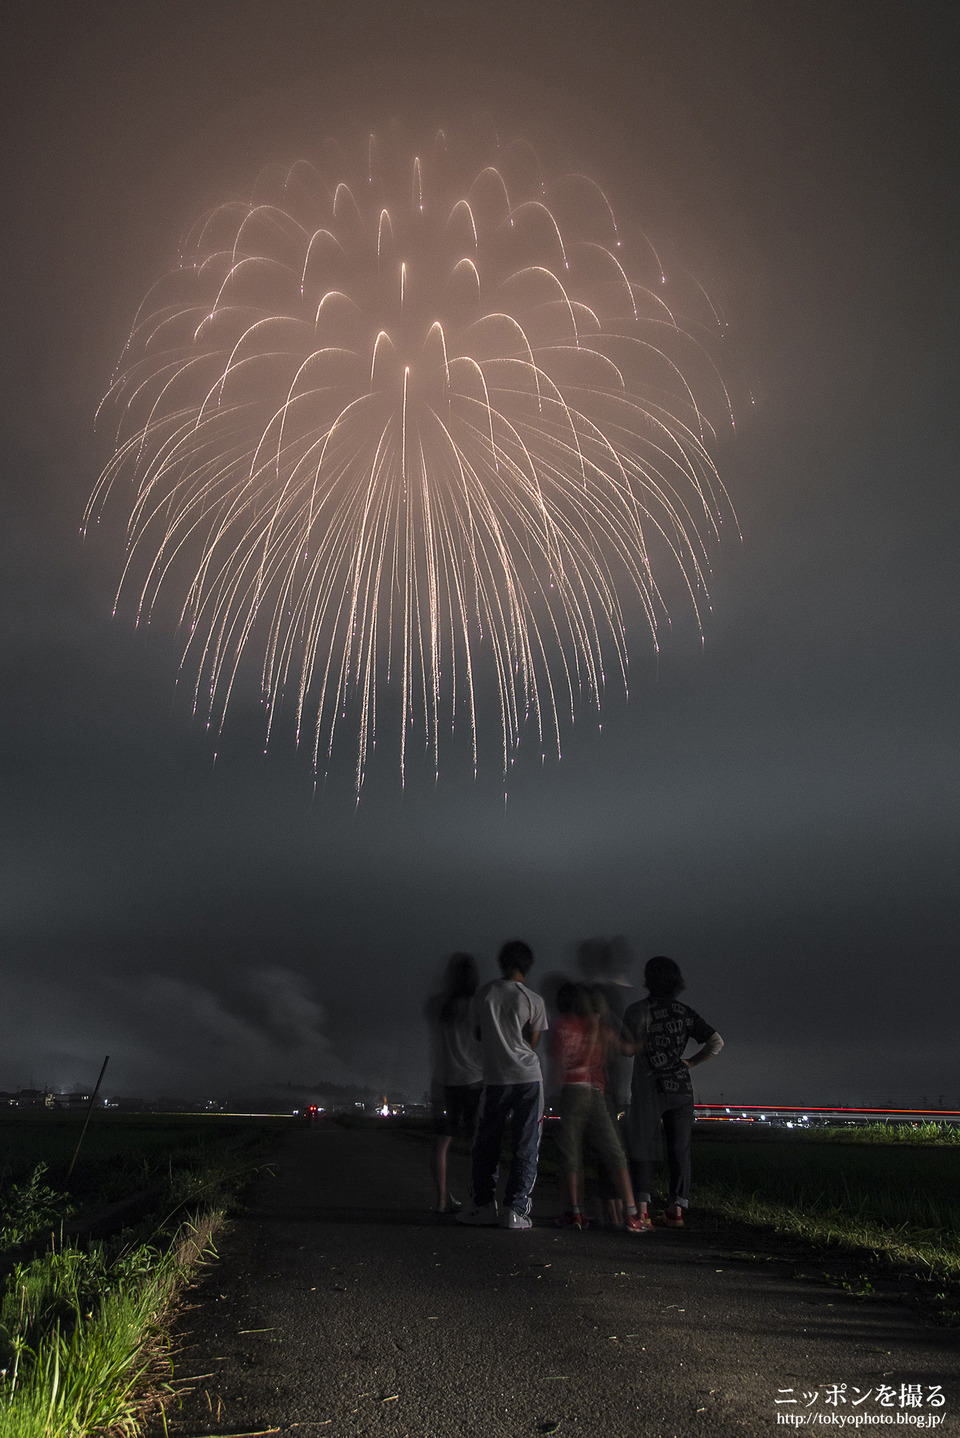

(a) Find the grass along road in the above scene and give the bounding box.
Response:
[0,1114,283,1437]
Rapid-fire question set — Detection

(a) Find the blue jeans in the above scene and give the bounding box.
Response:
[471,1082,544,1217]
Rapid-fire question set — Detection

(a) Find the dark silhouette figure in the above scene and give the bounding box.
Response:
[425,952,483,1215]
[622,956,723,1227]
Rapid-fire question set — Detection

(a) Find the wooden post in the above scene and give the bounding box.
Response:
[66,1055,110,1180]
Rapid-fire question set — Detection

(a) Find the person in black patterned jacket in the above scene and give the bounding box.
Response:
[622,956,723,1228]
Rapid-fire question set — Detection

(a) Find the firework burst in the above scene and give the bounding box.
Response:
[87,130,735,793]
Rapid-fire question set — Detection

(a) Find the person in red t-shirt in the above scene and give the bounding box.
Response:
[549,983,651,1233]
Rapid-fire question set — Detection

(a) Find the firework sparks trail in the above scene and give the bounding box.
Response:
[86,131,736,795]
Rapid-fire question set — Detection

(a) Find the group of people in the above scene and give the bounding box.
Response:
[426,940,723,1232]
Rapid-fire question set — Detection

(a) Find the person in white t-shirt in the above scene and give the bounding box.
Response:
[458,940,548,1230]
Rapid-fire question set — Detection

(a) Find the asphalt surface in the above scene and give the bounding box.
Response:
[148,1124,957,1438]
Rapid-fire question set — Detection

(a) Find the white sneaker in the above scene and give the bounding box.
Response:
[457,1202,499,1226]
[501,1208,533,1230]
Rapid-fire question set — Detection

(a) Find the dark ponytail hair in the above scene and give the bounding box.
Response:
[439,952,479,1025]
[556,981,592,1018]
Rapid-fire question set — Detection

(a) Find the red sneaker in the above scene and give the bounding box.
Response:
[555,1210,589,1230]
[652,1210,684,1228]
[623,1213,654,1234]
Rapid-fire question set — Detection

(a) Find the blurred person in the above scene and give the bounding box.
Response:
[578,935,637,1115]
[576,935,638,1228]
[549,982,651,1233]
[587,983,634,1229]
[425,952,483,1215]
[458,940,547,1230]
[622,956,723,1228]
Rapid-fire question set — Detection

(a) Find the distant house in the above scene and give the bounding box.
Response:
[51,1091,92,1110]
[15,1089,53,1108]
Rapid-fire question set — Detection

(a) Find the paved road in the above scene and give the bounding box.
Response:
[150,1124,956,1438]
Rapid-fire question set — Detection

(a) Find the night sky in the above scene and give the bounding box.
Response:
[2,1,957,1108]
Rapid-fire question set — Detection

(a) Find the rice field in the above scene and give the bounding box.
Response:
[693,1123,960,1234]
[687,1124,960,1312]
[0,1112,282,1436]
